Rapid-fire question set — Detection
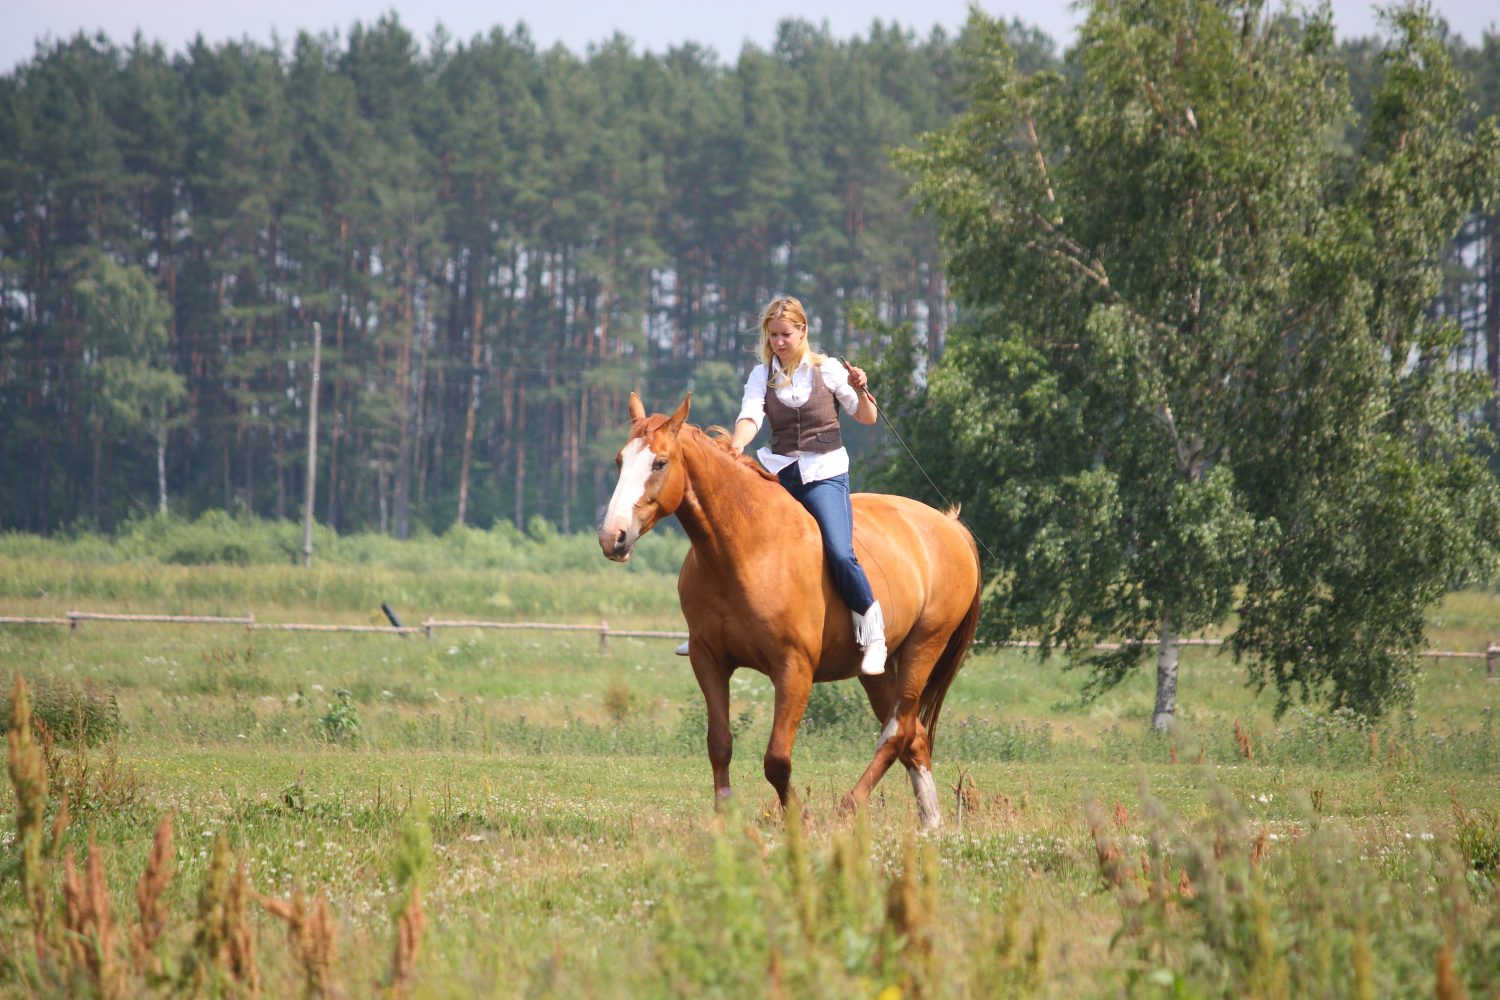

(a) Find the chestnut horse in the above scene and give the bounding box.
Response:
[598,393,981,829]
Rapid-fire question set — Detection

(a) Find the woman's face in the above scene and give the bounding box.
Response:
[765,317,806,366]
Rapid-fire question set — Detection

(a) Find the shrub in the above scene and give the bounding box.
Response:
[3,674,122,746]
[604,680,639,724]
[319,690,361,746]
[800,683,870,741]
[1452,792,1500,881]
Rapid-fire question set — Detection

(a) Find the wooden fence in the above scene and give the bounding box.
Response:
[0,609,1495,678]
[0,609,681,652]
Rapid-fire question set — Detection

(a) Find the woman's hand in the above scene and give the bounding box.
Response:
[843,361,869,395]
[841,360,878,425]
[730,417,757,454]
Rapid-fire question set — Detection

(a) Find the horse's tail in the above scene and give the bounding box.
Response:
[917,542,982,753]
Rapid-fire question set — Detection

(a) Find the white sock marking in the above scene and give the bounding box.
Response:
[908,765,942,831]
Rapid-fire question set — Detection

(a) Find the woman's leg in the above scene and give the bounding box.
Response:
[778,465,888,675]
[777,467,875,614]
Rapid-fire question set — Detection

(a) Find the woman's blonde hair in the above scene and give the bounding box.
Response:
[758,295,824,387]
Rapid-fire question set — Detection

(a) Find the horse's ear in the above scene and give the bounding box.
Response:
[628,392,646,422]
[667,393,692,434]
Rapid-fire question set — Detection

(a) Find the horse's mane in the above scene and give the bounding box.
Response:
[695,424,779,482]
[631,414,779,483]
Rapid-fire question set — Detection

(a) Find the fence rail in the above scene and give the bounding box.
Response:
[0,610,1495,677]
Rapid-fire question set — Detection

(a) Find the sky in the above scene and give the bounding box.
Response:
[5,0,1498,75]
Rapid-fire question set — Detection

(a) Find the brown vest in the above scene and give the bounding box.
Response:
[766,362,842,455]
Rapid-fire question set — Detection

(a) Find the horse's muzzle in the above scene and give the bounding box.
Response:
[599,525,633,562]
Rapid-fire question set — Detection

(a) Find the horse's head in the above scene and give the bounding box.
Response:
[598,391,692,562]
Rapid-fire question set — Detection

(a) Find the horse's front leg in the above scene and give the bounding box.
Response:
[764,662,812,807]
[689,654,733,804]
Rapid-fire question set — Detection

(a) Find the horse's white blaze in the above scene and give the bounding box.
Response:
[908,764,942,831]
[876,712,899,751]
[601,439,655,539]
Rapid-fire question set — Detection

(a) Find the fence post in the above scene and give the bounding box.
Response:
[424,617,434,642]
[599,619,609,654]
[68,610,78,636]
[1488,642,1497,682]
[246,611,255,634]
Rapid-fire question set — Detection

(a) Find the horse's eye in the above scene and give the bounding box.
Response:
[651,458,667,472]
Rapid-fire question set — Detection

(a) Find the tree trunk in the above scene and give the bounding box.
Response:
[456,255,485,526]
[513,381,527,531]
[413,296,432,512]
[243,425,255,515]
[91,417,103,529]
[274,426,286,521]
[927,265,944,360]
[394,250,415,539]
[154,416,168,514]
[1485,210,1499,406]
[35,434,50,535]
[326,223,349,531]
[562,392,577,534]
[1152,613,1179,732]
[378,461,390,536]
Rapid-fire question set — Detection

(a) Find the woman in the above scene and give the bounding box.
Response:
[677,295,887,675]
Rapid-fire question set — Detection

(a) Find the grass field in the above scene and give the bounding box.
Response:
[2,527,1499,997]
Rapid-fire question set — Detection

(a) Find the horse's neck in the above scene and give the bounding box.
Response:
[674,430,800,567]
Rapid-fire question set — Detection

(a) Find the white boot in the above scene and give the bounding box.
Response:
[674,639,690,656]
[852,601,888,676]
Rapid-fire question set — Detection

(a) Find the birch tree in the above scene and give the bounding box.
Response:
[898,0,1500,725]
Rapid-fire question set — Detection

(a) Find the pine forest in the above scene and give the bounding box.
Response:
[1,14,1496,539]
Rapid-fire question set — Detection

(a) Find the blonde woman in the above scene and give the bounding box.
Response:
[676,295,887,674]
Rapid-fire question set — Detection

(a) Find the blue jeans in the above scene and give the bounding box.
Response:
[777,465,875,615]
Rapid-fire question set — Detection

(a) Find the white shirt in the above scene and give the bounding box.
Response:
[737,355,862,482]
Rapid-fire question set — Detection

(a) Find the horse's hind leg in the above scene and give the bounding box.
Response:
[846,634,949,830]
[899,721,942,831]
[842,656,922,816]
[842,732,905,819]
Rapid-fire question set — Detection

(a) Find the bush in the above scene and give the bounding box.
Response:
[0,509,692,577]
[319,689,361,745]
[3,674,122,746]
[1453,793,1500,881]
[800,683,872,741]
[675,698,755,752]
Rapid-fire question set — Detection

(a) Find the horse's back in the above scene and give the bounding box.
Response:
[850,492,980,624]
[851,493,978,571]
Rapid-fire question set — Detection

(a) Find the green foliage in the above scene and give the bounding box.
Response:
[0,509,692,587]
[800,683,871,742]
[0,18,966,538]
[602,679,638,725]
[3,552,1500,996]
[392,805,433,900]
[317,689,360,746]
[3,675,122,747]
[1452,793,1500,881]
[1097,775,1500,998]
[897,0,1500,722]
[675,698,756,754]
[73,254,187,521]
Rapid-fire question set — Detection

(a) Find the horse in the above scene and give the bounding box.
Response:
[597,392,981,830]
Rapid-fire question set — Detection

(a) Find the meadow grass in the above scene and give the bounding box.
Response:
[2,534,1499,997]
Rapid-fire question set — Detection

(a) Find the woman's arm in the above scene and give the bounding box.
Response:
[843,363,879,426]
[730,417,758,453]
[732,365,768,453]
